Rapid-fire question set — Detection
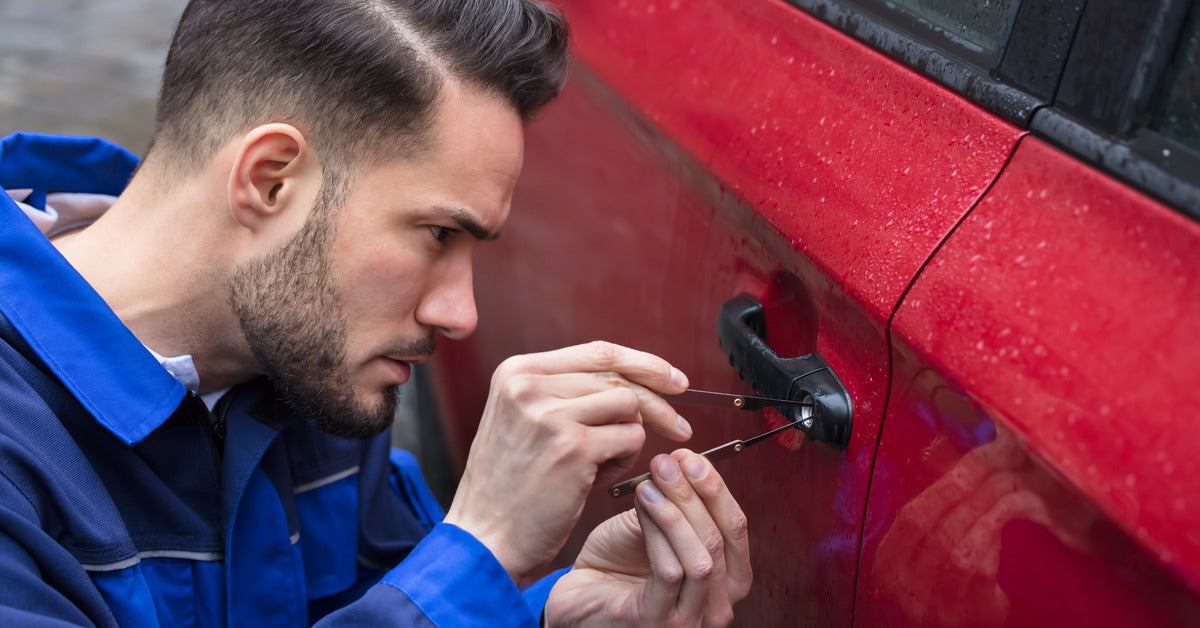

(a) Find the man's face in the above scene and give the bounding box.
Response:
[230,82,523,438]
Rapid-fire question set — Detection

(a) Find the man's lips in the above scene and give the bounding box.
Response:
[380,358,413,385]
[389,354,430,366]
[380,354,430,385]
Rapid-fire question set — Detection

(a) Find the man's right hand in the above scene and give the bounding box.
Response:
[441,341,694,581]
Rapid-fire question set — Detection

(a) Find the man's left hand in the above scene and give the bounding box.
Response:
[544,449,752,627]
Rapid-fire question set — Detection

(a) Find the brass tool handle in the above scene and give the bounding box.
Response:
[664,389,814,412]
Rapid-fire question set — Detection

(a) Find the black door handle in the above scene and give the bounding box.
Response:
[717,294,853,449]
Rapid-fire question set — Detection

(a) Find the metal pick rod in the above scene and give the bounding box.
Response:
[665,389,815,412]
[608,419,803,498]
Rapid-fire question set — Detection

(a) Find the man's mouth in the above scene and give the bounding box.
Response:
[380,357,414,385]
[380,336,436,384]
[389,354,430,366]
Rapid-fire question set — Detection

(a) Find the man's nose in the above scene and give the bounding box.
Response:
[416,260,478,340]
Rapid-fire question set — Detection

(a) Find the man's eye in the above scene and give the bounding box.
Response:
[429,225,457,243]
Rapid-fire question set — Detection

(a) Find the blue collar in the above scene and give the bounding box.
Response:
[0,132,186,445]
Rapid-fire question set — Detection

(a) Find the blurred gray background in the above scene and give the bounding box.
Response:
[0,0,187,154]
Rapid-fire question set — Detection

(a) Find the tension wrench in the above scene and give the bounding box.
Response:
[608,420,802,498]
[608,388,812,498]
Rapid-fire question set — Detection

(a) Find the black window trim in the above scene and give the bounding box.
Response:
[786,0,1053,124]
[786,0,1200,221]
[1047,0,1200,220]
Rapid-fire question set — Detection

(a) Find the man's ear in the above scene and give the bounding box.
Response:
[227,124,322,239]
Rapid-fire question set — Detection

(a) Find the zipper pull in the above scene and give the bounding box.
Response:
[211,391,234,445]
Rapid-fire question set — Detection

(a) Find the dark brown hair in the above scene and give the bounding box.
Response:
[150,0,569,171]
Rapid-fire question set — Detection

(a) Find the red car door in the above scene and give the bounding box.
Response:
[855,136,1200,627]
[854,0,1200,622]
[427,1,1020,624]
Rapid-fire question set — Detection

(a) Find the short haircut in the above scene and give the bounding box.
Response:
[150,0,570,172]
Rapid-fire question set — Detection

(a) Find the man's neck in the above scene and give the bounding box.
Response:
[51,168,261,394]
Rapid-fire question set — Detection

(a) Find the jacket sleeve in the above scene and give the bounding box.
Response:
[313,450,568,627]
[316,523,540,627]
[0,476,111,627]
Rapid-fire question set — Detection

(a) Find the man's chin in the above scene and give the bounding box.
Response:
[298,387,399,440]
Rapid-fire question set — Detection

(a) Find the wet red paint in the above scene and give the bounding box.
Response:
[425,0,1199,625]
[856,138,1200,625]
[557,0,1020,324]
[429,0,1020,624]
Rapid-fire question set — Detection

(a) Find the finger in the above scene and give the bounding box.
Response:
[584,421,647,469]
[635,483,684,623]
[533,371,691,440]
[520,371,644,401]
[508,341,688,394]
[956,489,1050,579]
[637,386,693,442]
[586,378,691,441]
[671,450,752,604]
[646,454,718,619]
[666,453,734,627]
[925,467,1010,562]
[554,389,647,469]
[912,460,992,531]
[958,431,1027,473]
[570,387,642,426]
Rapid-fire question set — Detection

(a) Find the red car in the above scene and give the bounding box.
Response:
[420,0,1200,625]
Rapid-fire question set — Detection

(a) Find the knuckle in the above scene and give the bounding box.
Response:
[494,354,526,378]
[695,479,724,500]
[651,360,672,383]
[588,340,619,367]
[488,366,507,389]
[617,387,641,413]
[550,427,582,453]
[625,422,647,448]
[601,372,626,388]
[502,374,538,403]
[726,511,750,545]
[702,530,726,561]
[691,555,715,580]
[659,564,685,586]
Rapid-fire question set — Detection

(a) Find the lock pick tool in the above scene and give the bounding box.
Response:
[608,389,813,498]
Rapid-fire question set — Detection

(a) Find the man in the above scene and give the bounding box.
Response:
[0,0,751,626]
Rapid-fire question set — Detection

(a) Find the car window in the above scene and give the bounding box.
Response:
[885,0,1014,51]
[790,0,1045,121]
[794,0,1198,216]
[1150,4,1200,155]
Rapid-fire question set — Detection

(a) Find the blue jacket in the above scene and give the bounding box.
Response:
[0,133,564,627]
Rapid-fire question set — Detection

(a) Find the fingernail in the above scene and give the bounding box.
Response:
[683,456,709,481]
[677,413,693,437]
[639,481,664,504]
[670,367,689,389]
[657,457,681,483]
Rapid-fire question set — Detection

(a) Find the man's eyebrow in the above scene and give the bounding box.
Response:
[434,205,501,241]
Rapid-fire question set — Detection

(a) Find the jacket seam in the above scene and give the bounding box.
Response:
[0,462,42,522]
